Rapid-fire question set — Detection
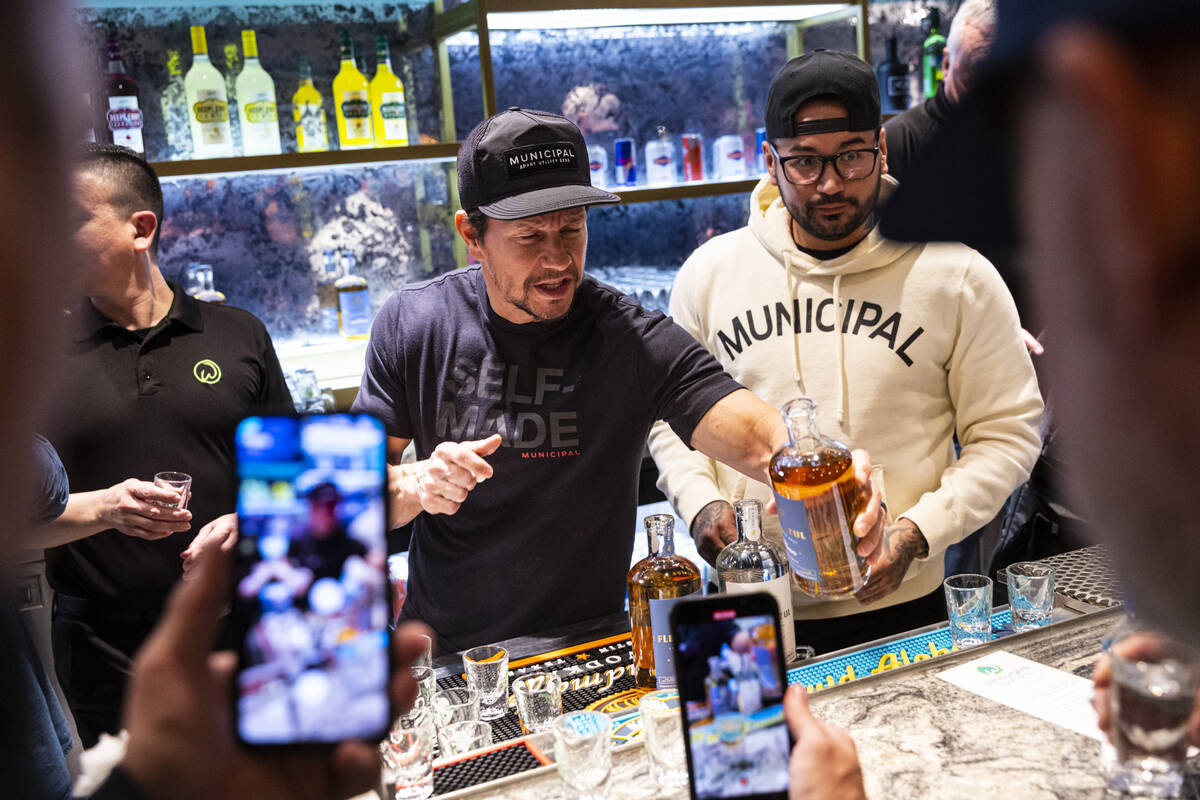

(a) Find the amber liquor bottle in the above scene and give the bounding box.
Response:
[768,397,869,599]
[627,514,700,689]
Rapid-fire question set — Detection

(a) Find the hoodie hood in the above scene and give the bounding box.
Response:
[747,173,919,428]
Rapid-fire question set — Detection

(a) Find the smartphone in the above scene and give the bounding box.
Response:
[231,413,391,746]
[670,592,792,800]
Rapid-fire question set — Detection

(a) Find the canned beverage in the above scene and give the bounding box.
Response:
[614,137,637,186]
[587,144,608,188]
[713,134,747,180]
[755,127,767,173]
[644,139,675,185]
[681,133,703,181]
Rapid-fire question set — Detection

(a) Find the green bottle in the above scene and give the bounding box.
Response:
[922,8,946,99]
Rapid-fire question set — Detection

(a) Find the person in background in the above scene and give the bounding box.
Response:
[648,49,1042,655]
[784,0,1200,797]
[36,143,292,747]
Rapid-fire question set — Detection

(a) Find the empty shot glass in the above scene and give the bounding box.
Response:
[438,720,493,757]
[943,574,993,649]
[433,686,480,729]
[153,471,192,509]
[1007,562,1055,632]
[411,666,436,710]
[512,672,563,734]
[386,701,436,800]
[639,690,688,792]
[553,711,612,800]
[463,645,509,721]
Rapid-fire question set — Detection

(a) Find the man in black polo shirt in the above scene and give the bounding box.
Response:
[39,144,290,746]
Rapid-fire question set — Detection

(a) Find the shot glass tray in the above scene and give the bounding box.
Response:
[431,738,551,796]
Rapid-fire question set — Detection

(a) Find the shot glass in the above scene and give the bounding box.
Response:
[463,645,509,721]
[433,686,480,729]
[386,702,436,800]
[1102,622,1199,797]
[438,720,493,756]
[512,672,563,734]
[413,633,433,669]
[1007,562,1055,632]
[553,711,612,800]
[153,471,192,509]
[639,690,688,792]
[411,666,436,710]
[943,574,993,648]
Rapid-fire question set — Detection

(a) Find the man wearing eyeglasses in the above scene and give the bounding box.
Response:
[648,49,1042,653]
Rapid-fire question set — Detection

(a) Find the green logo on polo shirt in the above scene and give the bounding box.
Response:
[193,359,222,384]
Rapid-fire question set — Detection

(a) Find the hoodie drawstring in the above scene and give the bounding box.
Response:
[832,273,849,429]
[785,252,806,394]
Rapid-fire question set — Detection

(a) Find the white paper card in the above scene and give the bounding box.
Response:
[937,650,1104,741]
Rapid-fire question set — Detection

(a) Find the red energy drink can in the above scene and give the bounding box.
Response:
[681,133,704,181]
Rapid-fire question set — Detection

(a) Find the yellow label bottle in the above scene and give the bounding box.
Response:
[292,56,328,153]
[369,34,408,147]
[332,29,372,150]
[184,25,233,158]
[236,30,281,155]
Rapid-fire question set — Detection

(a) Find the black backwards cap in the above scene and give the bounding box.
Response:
[458,107,619,220]
[764,49,881,140]
[880,0,1200,248]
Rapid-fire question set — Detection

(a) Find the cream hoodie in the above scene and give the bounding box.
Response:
[648,175,1043,620]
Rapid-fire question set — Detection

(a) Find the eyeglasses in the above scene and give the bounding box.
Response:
[769,142,880,185]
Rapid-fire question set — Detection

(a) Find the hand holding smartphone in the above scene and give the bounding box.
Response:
[231,413,392,746]
[671,592,792,800]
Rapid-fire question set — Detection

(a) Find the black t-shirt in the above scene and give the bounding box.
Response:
[353,267,741,650]
[31,434,69,524]
[44,285,291,609]
[883,83,953,186]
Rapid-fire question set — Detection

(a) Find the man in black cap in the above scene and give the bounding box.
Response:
[648,49,1042,654]
[352,107,885,653]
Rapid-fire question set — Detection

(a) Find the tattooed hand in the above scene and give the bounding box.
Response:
[854,518,928,604]
[691,499,737,566]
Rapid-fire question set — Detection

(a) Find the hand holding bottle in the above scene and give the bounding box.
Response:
[689,499,737,565]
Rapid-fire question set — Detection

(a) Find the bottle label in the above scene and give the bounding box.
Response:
[775,495,820,581]
[338,287,372,337]
[648,592,697,689]
[295,102,328,152]
[724,574,796,662]
[107,96,144,152]
[244,96,277,124]
[193,95,229,124]
[379,91,407,141]
[341,91,371,141]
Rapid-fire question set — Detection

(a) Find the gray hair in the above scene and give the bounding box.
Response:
[947,0,997,96]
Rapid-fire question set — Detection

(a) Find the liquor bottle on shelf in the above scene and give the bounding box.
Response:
[236,29,281,156]
[876,35,910,113]
[716,499,796,662]
[102,32,143,153]
[627,514,701,689]
[335,251,371,338]
[586,144,608,187]
[922,8,946,99]
[369,34,408,147]
[644,126,675,185]
[769,397,870,600]
[222,41,243,155]
[316,249,340,335]
[184,263,226,304]
[184,25,233,158]
[333,29,372,150]
[292,56,328,153]
[161,49,191,159]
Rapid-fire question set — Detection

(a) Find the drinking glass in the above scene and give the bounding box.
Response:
[943,574,992,648]
[438,720,493,756]
[412,633,433,669]
[433,687,480,729]
[1102,621,1199,797]
[411,666,436,710]
[1007,562,1055,632]
[553,711,611,800]
[385,701,435,800]
[463,645,509,721]
[639,690,688,792]
[153,471,192,509]
[512,672,563,734]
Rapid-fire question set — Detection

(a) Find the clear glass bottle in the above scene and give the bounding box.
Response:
[236,30,281,156]
[103,33,143,153]
[184,25,233,158]
[316,249,341,336]
[717,499,796,661]
[769,397,869,599]
[332,29,372,150]
[188,264,226,304]
[627,514,701,688]
[221,41,243,155]
[160,49,191,159]
[292,56,328,153]
[369,34,408,147]
[335,251,371,339]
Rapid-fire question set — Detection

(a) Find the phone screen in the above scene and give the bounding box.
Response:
[232,414,391,745]
[674,603,790,799]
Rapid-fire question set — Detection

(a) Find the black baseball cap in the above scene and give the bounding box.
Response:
[764,49,881,140]
[458,107,619,220]
[880,0,1200,248]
